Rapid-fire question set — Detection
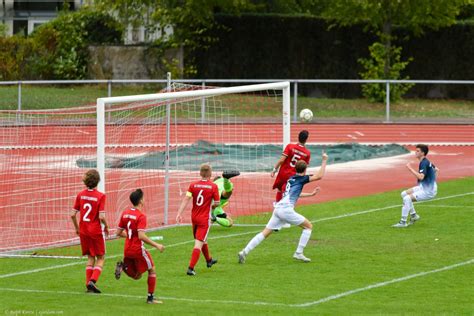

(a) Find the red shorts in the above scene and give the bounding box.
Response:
[80,233,105,257]
[272,173,290,191]
[124,249,154,276]
[192,222,211,242]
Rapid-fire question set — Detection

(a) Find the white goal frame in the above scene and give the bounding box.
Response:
[96,81,291,223]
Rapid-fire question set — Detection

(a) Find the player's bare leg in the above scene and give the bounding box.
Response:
[294,219,312,262]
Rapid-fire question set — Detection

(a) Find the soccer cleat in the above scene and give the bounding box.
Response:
[147,295,163,304]
[87,280,101,293]
[392,220,408,228]
[206,258,218,268]
[410,213,421,224]
[115,261,124,280]
[293,253,311,262]
[238,251,246,264]
[186,268,196,276]
[222,170,240,179]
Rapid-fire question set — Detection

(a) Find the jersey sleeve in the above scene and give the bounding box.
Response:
[118,213,126,229]
[73,194,80,211]
[419,160,429,175]
[303,175,310,184]
[98,194,106,213]
[137,214,147,231]
[282,144,291,157]
[186,184,194,197]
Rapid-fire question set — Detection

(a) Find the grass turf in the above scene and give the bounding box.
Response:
[0,177,472,315]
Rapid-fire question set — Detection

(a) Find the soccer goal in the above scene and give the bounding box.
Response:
[0,81,291,254]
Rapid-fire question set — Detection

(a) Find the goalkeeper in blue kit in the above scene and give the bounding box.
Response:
[211,171,240,227]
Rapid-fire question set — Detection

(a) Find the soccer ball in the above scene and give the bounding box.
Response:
[299,109,313,122]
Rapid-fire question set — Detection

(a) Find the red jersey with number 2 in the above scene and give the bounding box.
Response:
[273,143,311,190]
[73,189,106,236]
[187,180,220,225]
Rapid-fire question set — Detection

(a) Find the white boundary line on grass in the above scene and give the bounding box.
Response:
[294,258,474,307]
[0,258,472,308]
[0,191,472,280]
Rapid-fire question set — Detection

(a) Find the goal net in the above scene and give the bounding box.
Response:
[0,81,290,254]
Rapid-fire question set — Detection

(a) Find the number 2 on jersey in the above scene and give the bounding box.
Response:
[82,203,92,222]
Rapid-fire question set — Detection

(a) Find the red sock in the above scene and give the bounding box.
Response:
[189,248,201,269]
[276,191,283,202]
[85,265,94,285]
[148,273,156,295]
[91,266,102,282]
[124,261,137,278]
[201,243,211,262]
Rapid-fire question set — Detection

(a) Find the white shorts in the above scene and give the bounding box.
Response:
[411,184,437,201]
[265,206,306,230]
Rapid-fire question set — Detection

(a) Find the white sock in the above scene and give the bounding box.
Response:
[401,195,413,221]
[243,232,265,255]
[296,229,312,254]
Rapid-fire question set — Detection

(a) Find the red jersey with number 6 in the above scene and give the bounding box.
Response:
[187,180,220,225]
[273,143,311,190]
[118,208,147,258]
[73,189,106,236]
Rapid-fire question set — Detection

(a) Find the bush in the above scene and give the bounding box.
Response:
[0,8,123,80]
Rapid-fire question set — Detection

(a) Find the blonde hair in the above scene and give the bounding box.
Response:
[295,160,307,173]
[200,164,212,178]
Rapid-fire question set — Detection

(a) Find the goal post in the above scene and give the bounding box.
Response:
[96,81,291,224]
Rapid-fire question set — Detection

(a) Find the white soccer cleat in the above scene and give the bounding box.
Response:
[293,252,311,262]
[238,251,246,264]
[392,220,408,228]
[410,214,421,224]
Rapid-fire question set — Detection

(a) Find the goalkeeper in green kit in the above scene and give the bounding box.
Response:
[211,170,240,227]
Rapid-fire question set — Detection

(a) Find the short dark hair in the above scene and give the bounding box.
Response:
[83,169,100,189]
[416,144,429,156]
[130,189,144,207]
[298,130,309,144]
[295,160,307,173]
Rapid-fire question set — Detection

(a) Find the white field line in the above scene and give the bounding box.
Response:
[418,205,474,208]
[0,258,472,308]
[0,191,472,280]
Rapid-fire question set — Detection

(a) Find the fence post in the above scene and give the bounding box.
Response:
[201,81,206,123]
[293,81,298,123]
[385,81,391,123]
[107,80,112,122]
[17,81,22,111]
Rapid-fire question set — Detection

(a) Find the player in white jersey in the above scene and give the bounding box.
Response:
[393,144,439,228]
[238,152,328,263]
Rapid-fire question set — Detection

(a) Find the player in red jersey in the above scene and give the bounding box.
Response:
[70,169,109,293]
[271,130,311,202]
[115,189,165,304]
[176,163,220,276]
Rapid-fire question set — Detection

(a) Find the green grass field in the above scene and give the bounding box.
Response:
[1,177,473,315]
[0,85,472,121]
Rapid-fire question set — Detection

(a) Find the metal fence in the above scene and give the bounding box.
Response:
[0,79,473,123]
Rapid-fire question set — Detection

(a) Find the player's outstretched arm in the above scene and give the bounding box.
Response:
[176,195,192,224]
[271,155,287,177]
[70,210,79,236]
[139,231,165,252]
[406,163,425,180]
[116,228,127,238]
[309,152,328,182]
[99,212,109,237]
[300,187,321,198]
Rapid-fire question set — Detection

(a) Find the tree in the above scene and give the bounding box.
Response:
[319,0,469,101]
[92,0,256,76]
